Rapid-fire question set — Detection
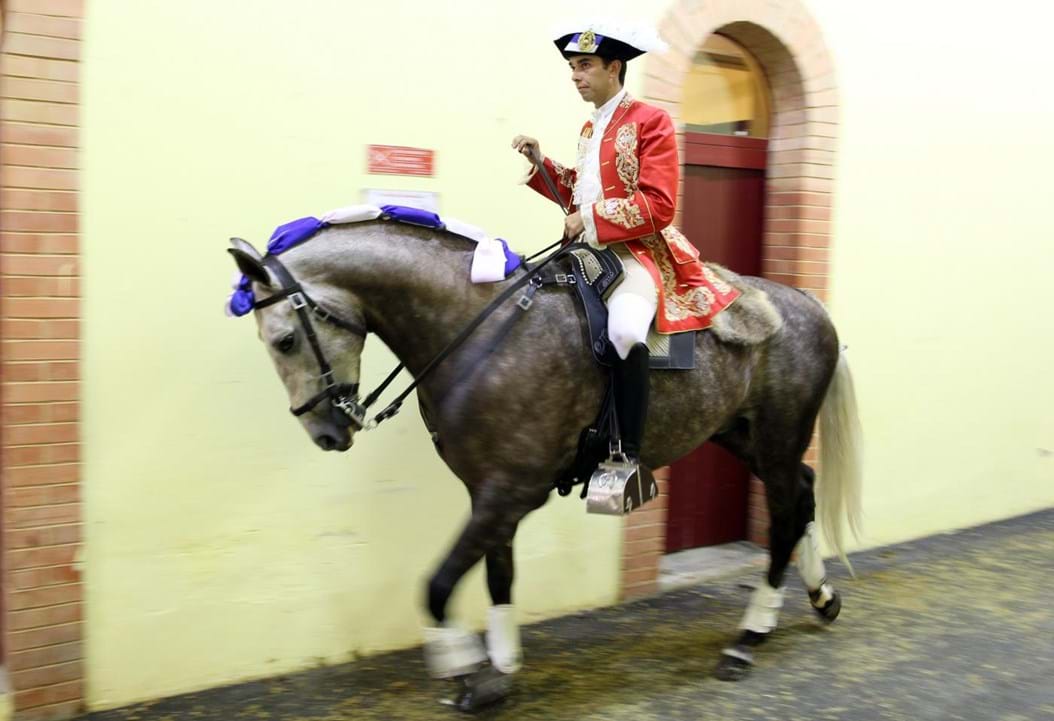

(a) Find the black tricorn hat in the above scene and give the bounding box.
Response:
[553,23,668,61]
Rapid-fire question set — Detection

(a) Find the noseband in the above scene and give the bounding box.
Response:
[254,256,372,428]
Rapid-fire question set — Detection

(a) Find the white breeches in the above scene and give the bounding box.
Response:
[607,248,658,360]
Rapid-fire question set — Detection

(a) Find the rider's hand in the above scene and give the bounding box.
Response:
[563,211,585,242]
[512,135,541,161]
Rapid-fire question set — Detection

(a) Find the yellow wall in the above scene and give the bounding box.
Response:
[80,0,657,710]
[806,0,1054,548]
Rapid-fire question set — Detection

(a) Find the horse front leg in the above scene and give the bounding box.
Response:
[422,483,538,712]
[484,538,523,675]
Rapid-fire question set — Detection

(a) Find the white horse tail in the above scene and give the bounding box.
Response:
[817,349,864,574]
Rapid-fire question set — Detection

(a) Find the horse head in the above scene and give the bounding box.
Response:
[228,237,367,452]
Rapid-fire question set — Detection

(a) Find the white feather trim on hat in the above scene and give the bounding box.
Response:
[552,18,669,54]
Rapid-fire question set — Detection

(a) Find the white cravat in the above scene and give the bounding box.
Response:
[574,88,627,246]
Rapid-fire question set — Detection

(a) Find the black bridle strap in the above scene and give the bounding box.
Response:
[259,256,365,418]
[256,258,404,419]
[254,283,367,337]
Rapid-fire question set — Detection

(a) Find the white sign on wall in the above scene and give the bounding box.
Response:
[364,189,440,213]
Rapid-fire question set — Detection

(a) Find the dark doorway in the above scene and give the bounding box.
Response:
[665,132,767,552]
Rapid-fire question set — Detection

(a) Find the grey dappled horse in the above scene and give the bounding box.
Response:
[228,220,863,709]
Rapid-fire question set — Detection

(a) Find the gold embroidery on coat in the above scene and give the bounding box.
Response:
[596,197,645,230]
[614,123,640,196]
[663,227,698,263]
[642,235,717,323]
[552,160,575,193]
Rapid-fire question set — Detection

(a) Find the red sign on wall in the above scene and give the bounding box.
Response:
[367,145,435,177]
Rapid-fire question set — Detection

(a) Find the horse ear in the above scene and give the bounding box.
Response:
[229,237,263,260]
[227,247,271,287]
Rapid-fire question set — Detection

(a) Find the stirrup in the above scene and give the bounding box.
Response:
[586,441,659,515]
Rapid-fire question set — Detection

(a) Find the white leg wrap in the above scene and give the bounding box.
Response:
[485,604,523,674]
[738,582,785,634]
[423,625,487,679]
[796,521,828,590]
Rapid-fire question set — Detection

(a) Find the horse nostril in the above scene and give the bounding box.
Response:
[317,434,336,451]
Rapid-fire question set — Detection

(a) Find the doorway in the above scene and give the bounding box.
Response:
[665,34,770,553]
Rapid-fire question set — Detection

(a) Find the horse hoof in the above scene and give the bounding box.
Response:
[812,590,841,624]
[449,666,513,713]
[715,649,753,682]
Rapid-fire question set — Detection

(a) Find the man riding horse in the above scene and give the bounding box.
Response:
[226,17,861,713]
[513,22,739,481]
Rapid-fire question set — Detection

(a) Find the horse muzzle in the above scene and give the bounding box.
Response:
[314,427,353,452]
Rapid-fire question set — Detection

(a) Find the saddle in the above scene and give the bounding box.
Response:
[541,244,691,505]
[562,244,696,370]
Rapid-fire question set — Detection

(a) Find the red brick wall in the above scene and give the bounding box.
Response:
[620,469,670,599]
[1,1,85,718]
[623,0,838,599]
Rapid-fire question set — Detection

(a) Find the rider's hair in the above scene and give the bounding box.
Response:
[600,55,628,86]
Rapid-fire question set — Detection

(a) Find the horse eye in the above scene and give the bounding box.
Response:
[275,333,296,354]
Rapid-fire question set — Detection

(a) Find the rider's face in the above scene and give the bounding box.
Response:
[568,54,619,106]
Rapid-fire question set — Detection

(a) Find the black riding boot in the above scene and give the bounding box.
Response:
[614,342,650,463]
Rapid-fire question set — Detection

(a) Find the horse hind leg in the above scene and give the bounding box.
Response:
[715,461,799,681]
[794,464,841,623]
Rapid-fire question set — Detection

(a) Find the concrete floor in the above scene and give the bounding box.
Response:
[80,509,1054,721]
[659,540,766,592]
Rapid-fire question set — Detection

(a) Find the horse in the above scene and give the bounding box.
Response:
[226,218,863,710]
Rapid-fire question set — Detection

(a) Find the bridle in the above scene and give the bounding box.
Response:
[248,153,574,432]
[254,255,375,429]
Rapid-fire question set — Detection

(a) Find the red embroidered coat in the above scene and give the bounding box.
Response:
[526,94,739,334]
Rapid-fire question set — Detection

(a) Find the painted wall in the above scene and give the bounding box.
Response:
[805,0,1054,547]
[79,0,657,710]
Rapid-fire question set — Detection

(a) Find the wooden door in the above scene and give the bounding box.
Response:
[665,133,767,552]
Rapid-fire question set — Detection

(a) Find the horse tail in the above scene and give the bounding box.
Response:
[817,349,864,574]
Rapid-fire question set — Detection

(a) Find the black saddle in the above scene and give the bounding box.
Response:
[543,244,695,497]
[561,243,695,370]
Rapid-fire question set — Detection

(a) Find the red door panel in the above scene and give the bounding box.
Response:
[665,133,766,553]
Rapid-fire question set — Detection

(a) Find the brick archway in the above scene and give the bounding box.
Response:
[620,0,838,599]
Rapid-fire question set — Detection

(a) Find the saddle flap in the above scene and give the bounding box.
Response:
[564,244,695,370]
[568,245,624,298]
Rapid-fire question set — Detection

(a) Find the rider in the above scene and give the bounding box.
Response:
[513,22,739,471]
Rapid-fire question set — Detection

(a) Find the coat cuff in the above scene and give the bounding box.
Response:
[581,203,601,248]
[518,157,540,185]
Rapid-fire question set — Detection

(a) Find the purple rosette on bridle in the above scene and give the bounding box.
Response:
[225,274,256,317]
[225,216,328,316]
